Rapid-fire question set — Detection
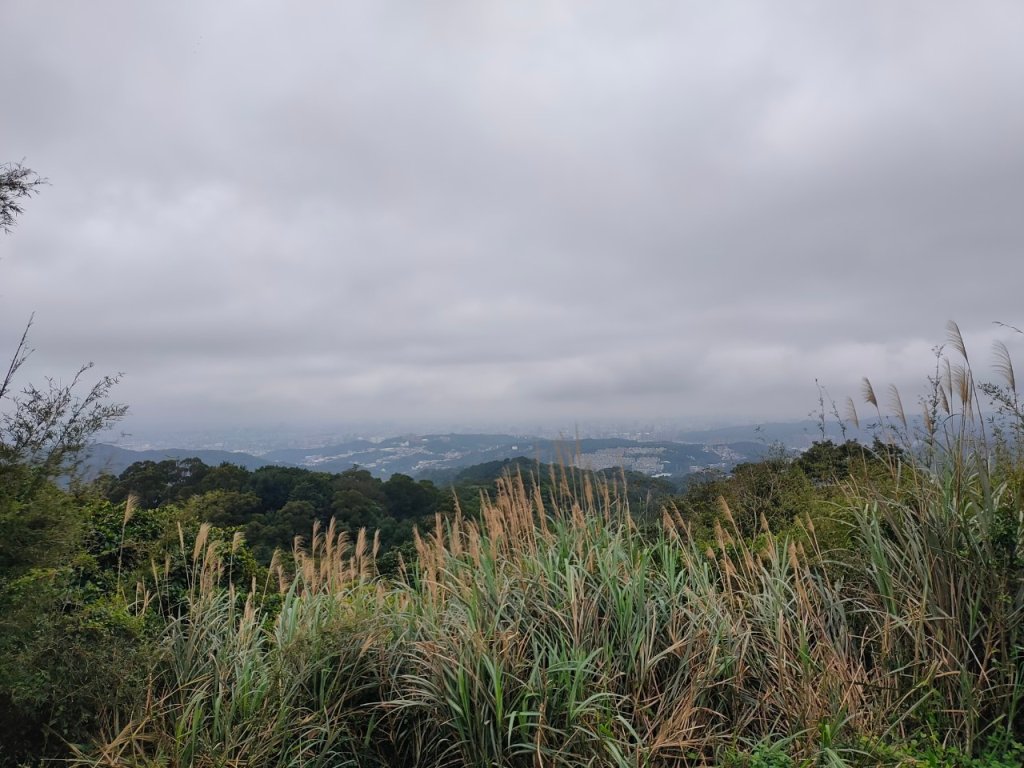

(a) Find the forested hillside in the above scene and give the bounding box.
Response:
[6,413,1024,765]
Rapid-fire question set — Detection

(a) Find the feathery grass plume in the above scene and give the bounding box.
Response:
[887,384,907,431]
[941,357,954,412]
[993,340,1017,392]
[845,396,860,430]
[310,519,322,557]
[324,516,337,564]
[123,493,137,525]
[995,320,1024,335]
[273,552,287,594]
[353,526,368,582]
[862,376,887,443]
[862,377,878,408]
[133,581,153,616]
[988,336,1023,457]
[948,321,992,451]
[192,522,211,563]
[947,319,969,360]
[264,548,281,596]
[149,557,161,589]
[953,363,972,409]
[114,494,139,593]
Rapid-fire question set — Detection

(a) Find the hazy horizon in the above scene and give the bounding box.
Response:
[4,2,1023,436]
[99,414,879,457]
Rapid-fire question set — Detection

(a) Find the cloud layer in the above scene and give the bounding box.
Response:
[3,1,1023,435]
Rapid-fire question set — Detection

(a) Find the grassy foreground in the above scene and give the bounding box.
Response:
[58,329,1024,767]
[77,454,1023,765]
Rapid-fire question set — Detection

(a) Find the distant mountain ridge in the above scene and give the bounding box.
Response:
[80,444,279,480]
[85,432,773,482]
[673,420,872,449]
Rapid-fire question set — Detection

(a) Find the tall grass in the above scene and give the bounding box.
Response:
[850,322,1024,753]
[83,521,387,767]
[78,328,1024,766]
[79,475,872,765]
[382,469,874,766]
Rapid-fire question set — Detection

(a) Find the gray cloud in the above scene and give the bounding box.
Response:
[2,1,1024,436]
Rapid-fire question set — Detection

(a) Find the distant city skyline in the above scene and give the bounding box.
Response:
[3,2,1023,435]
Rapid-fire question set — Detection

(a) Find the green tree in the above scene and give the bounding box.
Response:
[196,462,251,494]
[104,458,210,508]
[248,465,308,510]
[1,161,126,570]
[1,318,127,495]
[1,165,136,766]
[288,473,335,512]
[0,161,45,233]
[185,489,263,527]
[382,473,439,520]
[795,439,876,485]
[2,163,126,492]
[245,499,318,560]
[331,487,385,529]
[727,458,815,537]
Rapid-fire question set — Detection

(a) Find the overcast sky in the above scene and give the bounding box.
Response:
[2,2,1023,439]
